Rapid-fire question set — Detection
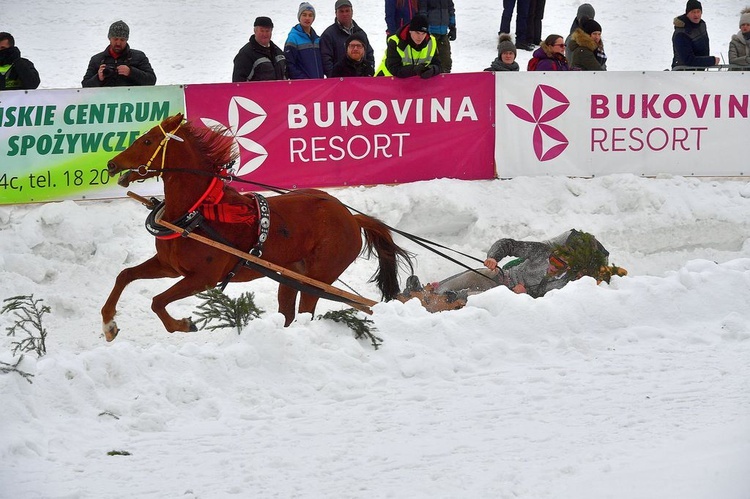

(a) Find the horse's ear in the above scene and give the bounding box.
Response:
[163,113,184,128]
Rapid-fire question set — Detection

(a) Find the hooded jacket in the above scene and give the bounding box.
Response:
[81,45,156,87]
[0,46,40,90]
[671,14,715,69]
[418,0,456,36]
[375,24,441,77]
[528,42,571,71]
[569,28,606,70]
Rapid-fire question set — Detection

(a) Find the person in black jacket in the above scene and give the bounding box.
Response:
[331,33,374,77]
[0,32,40,90]
[81,20,156,87]
[671,0,720,69]
[233,16,288,81]
[320,0,374,77]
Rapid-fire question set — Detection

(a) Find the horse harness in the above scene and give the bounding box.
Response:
[133,120,272,288]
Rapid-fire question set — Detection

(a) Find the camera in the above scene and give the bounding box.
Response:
[102,64,117,78]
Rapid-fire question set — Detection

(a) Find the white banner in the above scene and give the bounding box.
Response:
[495,72,749,177]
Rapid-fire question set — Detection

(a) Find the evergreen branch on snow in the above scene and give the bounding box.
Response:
[194,288,263,334]
[0,355,34,384]
[318,309,382,350]
[2,294,50,357]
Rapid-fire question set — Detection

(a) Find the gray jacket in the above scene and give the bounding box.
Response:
[729,32,750,68]
[435,231,574,299]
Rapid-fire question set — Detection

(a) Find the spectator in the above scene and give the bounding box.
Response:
[232,17,288,82]
[671,0,719,70]
[0,32,40,90]
[398,230,626,312]
[728,8,750,69]
[418,0,456,73]
[375,14,441,78]
[81,20,156,87]
[570,19,607,70]
[527,0,546,46]
[331,33,374,77]
[484,34,520,71]
[499,0,533,51]
[320,0,374,78]
[385,0,418,37]
[565,3,595,61]
[528,34,571,71]
[285,2,324,79]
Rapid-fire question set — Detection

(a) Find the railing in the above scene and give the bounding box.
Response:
[671,64,750,71]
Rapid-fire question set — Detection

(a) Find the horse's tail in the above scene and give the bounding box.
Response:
[355,214,414,301]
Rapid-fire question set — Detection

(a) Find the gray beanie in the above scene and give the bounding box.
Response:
[497,33,516,57]
[576,4,596,25]
[108,20,129,39]
[298,2,315,20]
[740,8,750,27]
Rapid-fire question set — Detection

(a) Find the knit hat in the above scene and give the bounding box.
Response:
[582,19,602,35]
[345,32,367,48]
[576,4,595,24]
[335,0,352,9]
[497,33,516,57]
[108,20,129,40]
[685,0,702,13]
[740,8,750,27]
[298,2,315,20]
[254,16,273,28]
[409,14,429,33]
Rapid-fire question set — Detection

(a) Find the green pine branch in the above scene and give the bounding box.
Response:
[194,288,263,334]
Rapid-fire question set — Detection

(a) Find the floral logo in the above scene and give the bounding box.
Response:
[201,96,268,176]
[506,84,570,161]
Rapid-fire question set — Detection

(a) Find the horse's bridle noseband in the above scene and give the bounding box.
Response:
[133,120,186,178]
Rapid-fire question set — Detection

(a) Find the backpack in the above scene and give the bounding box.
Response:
[527,57,540,71]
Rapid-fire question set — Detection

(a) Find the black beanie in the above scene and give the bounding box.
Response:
[685,0,702,13]
[582,19,602,35]
[345,32,367,47]
[409,14,429,33]
[254,16,273,28]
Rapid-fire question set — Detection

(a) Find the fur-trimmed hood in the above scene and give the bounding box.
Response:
[571,28,599,52]
[674,14,705,32]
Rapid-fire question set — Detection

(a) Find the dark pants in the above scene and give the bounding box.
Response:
[527,0,546,44]
[499,0,530,42]
[434,34,452,73]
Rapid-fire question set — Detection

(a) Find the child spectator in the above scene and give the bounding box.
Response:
[484,34,520,71]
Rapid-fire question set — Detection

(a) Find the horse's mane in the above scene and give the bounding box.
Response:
[183,120,239,172]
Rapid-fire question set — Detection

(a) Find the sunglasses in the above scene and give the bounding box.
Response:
[553,43,566,47]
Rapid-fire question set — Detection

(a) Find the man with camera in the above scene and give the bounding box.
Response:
[82,20,156,87]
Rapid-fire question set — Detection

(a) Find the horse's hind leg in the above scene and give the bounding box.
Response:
[277,283,299,326]
[101,256,178,342]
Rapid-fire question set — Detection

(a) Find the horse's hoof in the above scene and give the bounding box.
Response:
[103,321,119,342]
[188,318,198,332]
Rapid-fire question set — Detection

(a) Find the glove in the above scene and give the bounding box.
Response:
[419,65,438,79]
[448,26,456,41]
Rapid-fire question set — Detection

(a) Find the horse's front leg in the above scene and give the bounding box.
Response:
[151,274,218,333]
[101,256,178,342]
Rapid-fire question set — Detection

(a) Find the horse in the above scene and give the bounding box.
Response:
[101,113,413,341]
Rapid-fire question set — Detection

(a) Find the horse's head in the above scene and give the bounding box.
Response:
[107,113,186,187]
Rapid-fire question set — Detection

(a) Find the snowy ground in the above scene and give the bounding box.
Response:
[2,0,750,498]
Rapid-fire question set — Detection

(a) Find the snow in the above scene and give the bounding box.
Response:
[2,1,750,498]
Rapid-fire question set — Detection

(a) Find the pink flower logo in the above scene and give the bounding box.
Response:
[507,84,570,161]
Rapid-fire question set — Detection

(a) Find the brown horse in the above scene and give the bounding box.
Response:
[101,113,412,341]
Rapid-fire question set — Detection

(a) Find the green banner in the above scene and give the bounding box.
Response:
[0,85,184,204]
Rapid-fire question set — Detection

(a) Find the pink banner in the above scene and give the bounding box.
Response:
[184,73,495,190]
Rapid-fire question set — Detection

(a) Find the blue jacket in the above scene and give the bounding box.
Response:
[418,0,456,36]
[284,24,324,79]
[385,0,418,36]
[671,14,715,68]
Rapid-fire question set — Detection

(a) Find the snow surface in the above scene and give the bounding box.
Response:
[2,1,750,498]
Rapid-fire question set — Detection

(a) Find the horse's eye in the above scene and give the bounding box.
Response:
[143,139,152,146]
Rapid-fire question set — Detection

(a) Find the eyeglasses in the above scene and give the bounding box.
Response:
[553,43,566,47]
[348,43,364,49]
